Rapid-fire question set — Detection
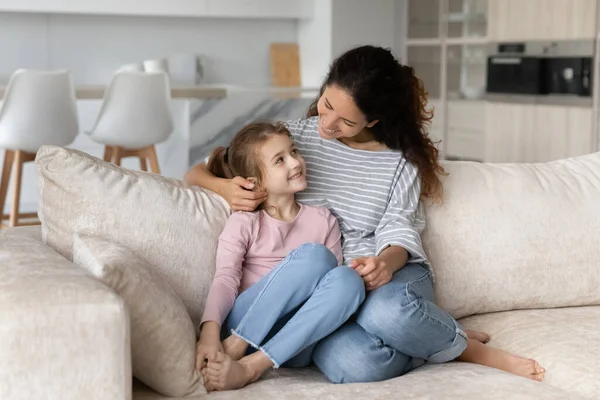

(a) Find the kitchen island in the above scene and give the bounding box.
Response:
[0,84,318,213]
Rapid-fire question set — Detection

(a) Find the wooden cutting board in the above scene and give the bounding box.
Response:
[269,43,301,87]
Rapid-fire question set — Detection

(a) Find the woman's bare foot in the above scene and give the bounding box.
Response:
[466,329,491,344]
[222,335,249,361]
[206,351,273,391]
[458,338,545,381]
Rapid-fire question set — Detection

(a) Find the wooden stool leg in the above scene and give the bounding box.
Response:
[103,146,113,163]
[9,150,24,228]
[112,147,122,166]
[147,145,160,174]
[139,157,148,171]
[0,150,14,226]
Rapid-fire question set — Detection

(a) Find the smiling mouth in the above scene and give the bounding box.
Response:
[289,171,303,180]
[321,120,340,135]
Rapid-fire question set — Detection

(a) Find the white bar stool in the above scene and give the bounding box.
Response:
[87,71,173,174]
[0,69,79,228]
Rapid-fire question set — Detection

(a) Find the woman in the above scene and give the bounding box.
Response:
[185,45,545,383]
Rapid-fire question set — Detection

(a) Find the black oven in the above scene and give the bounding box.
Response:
[486,41,593,97]
[487,55,545,95]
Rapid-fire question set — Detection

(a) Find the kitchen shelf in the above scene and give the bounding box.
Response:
[405,39,444,46]
[0,0,315,19]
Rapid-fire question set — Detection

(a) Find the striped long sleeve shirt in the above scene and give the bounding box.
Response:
[286,116,429,266]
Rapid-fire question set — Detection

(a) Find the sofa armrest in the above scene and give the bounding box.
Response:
[0,230,131,400]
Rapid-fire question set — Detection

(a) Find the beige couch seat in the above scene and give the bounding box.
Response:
[461,307,600,399]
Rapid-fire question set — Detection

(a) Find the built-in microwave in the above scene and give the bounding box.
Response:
[486,41,593,97]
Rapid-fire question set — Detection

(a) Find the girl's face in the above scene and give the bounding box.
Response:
[317,84,378,140]
[257,134,307,195]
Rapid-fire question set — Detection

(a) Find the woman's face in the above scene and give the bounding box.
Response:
[316,84,378,140]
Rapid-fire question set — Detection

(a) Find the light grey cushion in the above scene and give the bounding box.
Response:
[73,235,205,397]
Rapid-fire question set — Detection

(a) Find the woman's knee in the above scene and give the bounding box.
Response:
[313,323,411,384]
[356,280,420,338]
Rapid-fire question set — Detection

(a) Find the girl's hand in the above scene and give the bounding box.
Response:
[195,338,223,371]
[196,322,224,370]
[220,176,267,212]
[350,256,393,291]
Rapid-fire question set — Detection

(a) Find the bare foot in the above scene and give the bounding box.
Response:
[458,338,545,381]
[207,352,270,391]
[466,329,491,344]
[201,367,216,392]
[222,335,249,361]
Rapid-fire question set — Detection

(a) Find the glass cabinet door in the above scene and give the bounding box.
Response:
[447,0,488,39]
[407,0,441,39]
[446,44,487,100]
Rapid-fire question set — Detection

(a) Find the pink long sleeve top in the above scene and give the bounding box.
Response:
[201,204,343,326]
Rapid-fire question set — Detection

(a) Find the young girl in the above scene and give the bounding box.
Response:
[195,122,365,391]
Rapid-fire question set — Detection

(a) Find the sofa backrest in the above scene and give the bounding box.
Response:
[36,146,230,329]
[423,152,600,319]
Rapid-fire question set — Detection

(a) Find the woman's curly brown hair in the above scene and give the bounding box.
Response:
[307,45,445,200]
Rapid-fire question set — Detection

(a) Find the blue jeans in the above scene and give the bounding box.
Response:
[222,243,366,368]
[312,262,467,383]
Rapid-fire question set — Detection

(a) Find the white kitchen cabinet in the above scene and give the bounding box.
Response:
[484,102,594,163]
[488,0,597,41]
[0,0,315,19]
[446,100,485,160]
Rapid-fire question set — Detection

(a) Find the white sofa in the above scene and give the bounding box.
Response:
[1,146,599,400]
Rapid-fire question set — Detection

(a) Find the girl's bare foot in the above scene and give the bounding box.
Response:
[222,335,249,361]
[466,329,491,344]
[458,338,545,381]
[206,351,273,391]
[201,367,216,392]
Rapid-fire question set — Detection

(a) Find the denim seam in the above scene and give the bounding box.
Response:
[404,272,457,335]
[233,244,307,337]
[259,266,337,356]
[258,345,281,368]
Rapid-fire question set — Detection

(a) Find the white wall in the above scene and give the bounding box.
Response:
[297,0,332,88]
[0,12,297,85]
[331,0,396,59]
[297,0,401,88]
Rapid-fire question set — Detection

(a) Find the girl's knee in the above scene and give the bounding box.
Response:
[285,243,338,284]
[295,243,338,269]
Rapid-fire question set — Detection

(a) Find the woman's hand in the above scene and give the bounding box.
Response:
[220,176,267,212]
[350,256,393,291]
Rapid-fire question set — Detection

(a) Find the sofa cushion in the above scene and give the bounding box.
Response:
[132,362,586,400]
[35,146,231,328]
[423,152,600,318]
[73,235,205,397]
[460,306,600,399]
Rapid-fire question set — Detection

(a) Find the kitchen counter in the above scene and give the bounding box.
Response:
[0,84,228,100]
